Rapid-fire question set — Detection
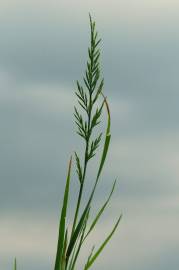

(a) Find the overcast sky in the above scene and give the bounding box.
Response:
[0,1,179,270]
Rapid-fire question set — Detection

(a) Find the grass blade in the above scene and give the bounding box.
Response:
[83,179,117,241]
[96,96,111,181]
[70,208,90,270]
[66,205,90,265]
[13,258,17,270]
[83,246,95,270]
[54,156,72,270]
[84,215,122,270]
[61,229,68,270]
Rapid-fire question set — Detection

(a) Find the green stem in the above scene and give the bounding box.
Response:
[66,16,98,268]
[71,92,92,237]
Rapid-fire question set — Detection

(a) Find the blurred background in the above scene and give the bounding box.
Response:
[0,0,179,269]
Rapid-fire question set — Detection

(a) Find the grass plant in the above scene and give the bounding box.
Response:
[13,14,121,270]
[54,14,122,270]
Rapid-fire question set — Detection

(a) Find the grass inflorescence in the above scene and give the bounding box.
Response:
[13,14,122,270]
[54,14,122,270]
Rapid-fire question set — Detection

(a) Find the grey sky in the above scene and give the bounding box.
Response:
[0,1,179,269]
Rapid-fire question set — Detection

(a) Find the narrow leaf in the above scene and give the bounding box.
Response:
[96,96,111,180]
[66,204,90,263]
[84,215,122,270]
[84,179,117,240]
[83,246,95,270]
[14,258,17,270]
[61,229,68,270]
[54,156,72,270]
[70,208,90,270]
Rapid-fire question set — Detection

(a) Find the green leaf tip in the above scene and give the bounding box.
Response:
[84,179,117,241]
[101,92,111,135]
[84,215,122,270]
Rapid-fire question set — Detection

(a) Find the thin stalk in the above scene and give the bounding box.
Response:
[70,92,92,238]
[70,43,94,237]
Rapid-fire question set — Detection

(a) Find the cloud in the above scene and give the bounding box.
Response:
[106,133,179,198]
[0,0,179,87]
[0,78,76,213]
